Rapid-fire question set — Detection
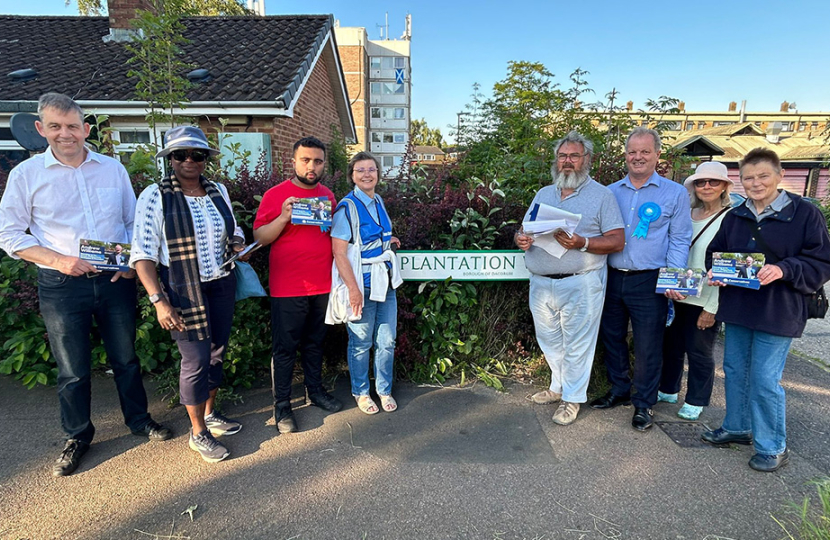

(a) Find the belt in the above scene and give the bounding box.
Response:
[541,273,577,280]
[611,268,658,275]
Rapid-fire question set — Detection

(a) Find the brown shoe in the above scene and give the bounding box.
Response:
[552,402,580,426]
[531,389,562,404]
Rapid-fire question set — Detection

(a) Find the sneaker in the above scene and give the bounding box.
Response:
[677,403,703,421]
[189,430,229,463]
[657,391,678,404]
[308,390,343,413]
[274,401,298,434]
[531,389,562,404]
[205,411,242,436]
[52,439,89,477]
[131,420,173,441]
[552,402,580,426]
[749,449,790,472]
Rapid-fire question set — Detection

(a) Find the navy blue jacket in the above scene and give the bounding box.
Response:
[706,192,830,337]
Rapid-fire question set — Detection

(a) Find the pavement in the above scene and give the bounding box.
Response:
[1,331,829,540]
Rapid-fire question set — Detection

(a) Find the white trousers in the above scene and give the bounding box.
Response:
[529,268,606,403]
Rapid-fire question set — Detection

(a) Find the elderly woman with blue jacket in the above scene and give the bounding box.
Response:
[331,151,402,415]
[702,147,830,472]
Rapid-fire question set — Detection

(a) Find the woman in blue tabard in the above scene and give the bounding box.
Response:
[331,152,402,414]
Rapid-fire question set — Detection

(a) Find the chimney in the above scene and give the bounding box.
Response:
[626,101,633,111]
[780,101,789,112]
[104,0,152,42]
[678,101,685,111]
[728,101,737,112]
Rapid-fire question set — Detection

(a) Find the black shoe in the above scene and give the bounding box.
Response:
[701,427,753,446]
[632,408,654,431]
[52,439,89,477]
[749,449,789,472]
[589,392,631,409]
[274,401,298,434]
[131,420,173,441]
[308,391,343,413]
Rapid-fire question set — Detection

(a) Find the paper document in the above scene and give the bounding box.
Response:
[522,203,581,258]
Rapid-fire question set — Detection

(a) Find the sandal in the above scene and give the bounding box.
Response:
[379,395,397,413]
[356,395,379,415]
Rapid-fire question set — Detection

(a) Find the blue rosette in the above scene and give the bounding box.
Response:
[632,202,661,238]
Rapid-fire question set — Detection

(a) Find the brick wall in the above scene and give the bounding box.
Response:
[108,0,151,29]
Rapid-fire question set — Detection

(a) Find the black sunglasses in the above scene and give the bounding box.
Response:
[170,149,209,162]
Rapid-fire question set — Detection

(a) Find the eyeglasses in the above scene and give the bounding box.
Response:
[693,179,725,188]
[355,167,378,174]
[170,149,209,162]
[557,153,584,162]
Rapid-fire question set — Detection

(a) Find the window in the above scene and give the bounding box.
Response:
[370,57,381,69]
[698,121,706,129]
[799,122,806,132]
[371,132,382,143]
[381,155,403,167]
[714,121,735,127]
[383,82,405,95]
[394,57,406,69]
[383,133,394,143]
[371,107,381,119]
[423,154,435,161]
[370,82,381,94]
[684,122,694,131]
[779,122,792,131]
[393,133,406,144]
[117,130,151,144]
[394,107,406,119]
[663,121,681,130]
[371,107,407,119]
[812,122,819,130]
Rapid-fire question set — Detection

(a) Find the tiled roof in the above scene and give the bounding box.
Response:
[414,145,444,154]
[0,15,332,104]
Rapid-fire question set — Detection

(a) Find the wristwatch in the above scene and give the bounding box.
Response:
[579,237,590,252]
[149,293,164,304]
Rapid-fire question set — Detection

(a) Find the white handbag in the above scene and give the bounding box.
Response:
[325,198,363,324]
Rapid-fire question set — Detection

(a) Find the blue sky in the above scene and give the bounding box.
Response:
[9,0,830,142]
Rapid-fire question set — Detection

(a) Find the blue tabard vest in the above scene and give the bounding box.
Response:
[337,191,393,288]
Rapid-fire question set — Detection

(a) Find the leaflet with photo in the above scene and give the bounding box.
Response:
[219,241,263,270]
[291,197,332,227]
[711,252,764,290]
[79,239,131,272]
[655,267,706,297]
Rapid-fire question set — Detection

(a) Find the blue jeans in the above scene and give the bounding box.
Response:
[721,323,791,455]
[346,288,397,396]
[600,268,667,408]
[38,269,150,443]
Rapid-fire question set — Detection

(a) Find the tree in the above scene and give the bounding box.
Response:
[70,0,249,16]
[411,118,444,148]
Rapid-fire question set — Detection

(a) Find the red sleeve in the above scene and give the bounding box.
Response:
[253,185,284,230]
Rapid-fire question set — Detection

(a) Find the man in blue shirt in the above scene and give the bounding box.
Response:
[590,127,692,431]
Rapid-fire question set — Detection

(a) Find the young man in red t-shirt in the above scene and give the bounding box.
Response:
[253,137,343,433]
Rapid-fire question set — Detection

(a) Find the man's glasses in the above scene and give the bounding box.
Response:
[170,149,209,162]
[693,179,725,188]
[355,167,378,174]
[557,153,583,162]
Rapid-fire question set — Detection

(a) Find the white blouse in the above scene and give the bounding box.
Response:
[130,182,244,282]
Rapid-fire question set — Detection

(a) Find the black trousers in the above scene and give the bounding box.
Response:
[600,268,667,408]
[270,294,328,403]
[660,302,719,406]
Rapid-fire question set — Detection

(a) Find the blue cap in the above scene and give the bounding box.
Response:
[155,126,219,159]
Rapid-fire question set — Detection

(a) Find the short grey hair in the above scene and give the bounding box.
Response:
[625,127,661,153]
[37,92,84,121]
[553,130,594,158]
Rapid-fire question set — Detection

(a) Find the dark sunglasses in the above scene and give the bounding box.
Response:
[693,179,725,188]
[170,149,209,162]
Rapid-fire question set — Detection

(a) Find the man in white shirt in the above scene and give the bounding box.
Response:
[0,93,171,477]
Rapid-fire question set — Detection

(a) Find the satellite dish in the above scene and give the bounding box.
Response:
[9,113,48,152]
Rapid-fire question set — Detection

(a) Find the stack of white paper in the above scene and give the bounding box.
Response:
[522,203,581,258]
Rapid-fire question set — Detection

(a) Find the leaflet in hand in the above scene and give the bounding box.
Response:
[521,203,582,259]
[219,241,263,270]
[711,252,764,290]
[291,197,332,227]
[79,239,131,272]
[655,267,705,297]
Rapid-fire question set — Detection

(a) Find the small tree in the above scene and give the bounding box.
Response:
[71,0,249,16]
[411,118,444,148]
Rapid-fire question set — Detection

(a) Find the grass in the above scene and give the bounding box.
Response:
[774,478,830,540]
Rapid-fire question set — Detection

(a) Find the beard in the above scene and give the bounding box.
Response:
[295,171,324,187]
[553,164,590,190]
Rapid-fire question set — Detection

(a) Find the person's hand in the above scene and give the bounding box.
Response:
[233,243,253,262]
[348,285,363,319]
[279,197,298,222]
[758,264,783,286]
[515,230,534,251]
[697,310,716,330]
[56,255,98,276]
[707,269,726,287]
[665,290,687,301]
[391,236,401,249]
[111,269,136,282]
[553,231,584,250]
[154,300,185,332]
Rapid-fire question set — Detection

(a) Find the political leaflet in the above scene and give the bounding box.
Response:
[291,197,332,227]
[711,252,764,290]
[655,267,706,297]
[79,239,131,272]
[521,202,581,259]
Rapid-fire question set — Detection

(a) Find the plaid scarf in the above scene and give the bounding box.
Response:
[160,174,235,341]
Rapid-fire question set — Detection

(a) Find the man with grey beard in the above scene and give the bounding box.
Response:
[516,131,624,425]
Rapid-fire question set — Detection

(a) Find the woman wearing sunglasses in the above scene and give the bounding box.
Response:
[131,126,249,463]
[658,161,733,420]
[331,152,402,414]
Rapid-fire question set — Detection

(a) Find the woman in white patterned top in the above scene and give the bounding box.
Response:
[131,126,250,463]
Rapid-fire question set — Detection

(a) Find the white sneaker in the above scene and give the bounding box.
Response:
[531,389,562,404]
[552,402,580,426]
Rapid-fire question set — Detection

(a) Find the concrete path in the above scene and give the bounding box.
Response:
[1,336,829,540]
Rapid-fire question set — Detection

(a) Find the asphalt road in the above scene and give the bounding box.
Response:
[1,334,829,540]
